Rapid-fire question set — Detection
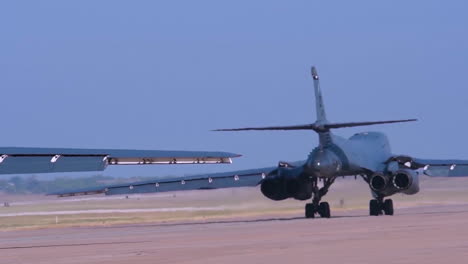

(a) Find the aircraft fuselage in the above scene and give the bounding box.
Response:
[305,131,392,178]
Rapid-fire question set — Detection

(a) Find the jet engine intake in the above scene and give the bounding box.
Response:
[369,173,388,192]
[392,169,420,195]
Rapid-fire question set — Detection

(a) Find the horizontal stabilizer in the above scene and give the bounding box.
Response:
[323,119,417,129]
[213,124,317,131]
[213,119,417,133]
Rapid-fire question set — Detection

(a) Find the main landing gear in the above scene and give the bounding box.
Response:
[369,197,394,216]
[305,177,335,218]
[305,201,330,218]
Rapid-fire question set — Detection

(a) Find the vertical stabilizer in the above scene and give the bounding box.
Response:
[311,66,327,124]
[214,66,417,134]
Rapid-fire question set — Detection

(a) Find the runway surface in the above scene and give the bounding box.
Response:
[2,204,468,264]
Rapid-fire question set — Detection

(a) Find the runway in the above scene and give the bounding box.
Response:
[2,204,468,264]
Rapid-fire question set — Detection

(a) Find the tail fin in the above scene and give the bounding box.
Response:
[213,66,417,133]
[312,66,327,124]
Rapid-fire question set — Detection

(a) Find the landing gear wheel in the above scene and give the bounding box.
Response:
[369,199,380,216]
[305,177,336,219]
[318,202,331,218]
[305,203,315,218]
[383,199,394,215]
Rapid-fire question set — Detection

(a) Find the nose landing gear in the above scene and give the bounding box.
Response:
[305,177,335,218]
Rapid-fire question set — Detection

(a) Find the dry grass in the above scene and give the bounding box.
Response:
[2,176,468,231]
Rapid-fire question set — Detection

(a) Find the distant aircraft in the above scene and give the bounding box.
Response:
[0,147,239,175]
[53,67,468,218]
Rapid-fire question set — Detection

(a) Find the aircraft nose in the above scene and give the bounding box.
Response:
[307,158,330,174]
[306,150,341,178]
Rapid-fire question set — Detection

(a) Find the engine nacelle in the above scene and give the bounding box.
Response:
[285,177,312,201]
[369,170,420,196]
[260,166,312,201]
[260,177,312,201]
[260,177,289,201]
[392,169,420,195]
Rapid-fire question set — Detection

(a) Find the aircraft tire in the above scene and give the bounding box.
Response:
[318,202,331,218]
[383,199,394,215]
[369,199,380,216]
[305,203,315,218]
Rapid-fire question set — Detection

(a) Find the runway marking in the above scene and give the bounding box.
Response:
[0,241,150,250]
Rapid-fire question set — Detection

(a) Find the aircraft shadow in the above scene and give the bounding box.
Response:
[101,214,369,230]
[0,240,149,250]
[82,206,468,230]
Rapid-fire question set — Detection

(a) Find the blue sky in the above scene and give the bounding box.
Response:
[1,0,467,178]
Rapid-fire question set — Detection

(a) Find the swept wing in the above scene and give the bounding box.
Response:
[389,155,468,177]
[50,166,276,197]
[0,147,239,175]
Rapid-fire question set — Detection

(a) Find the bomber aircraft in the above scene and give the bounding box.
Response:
[53,67,468,218]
